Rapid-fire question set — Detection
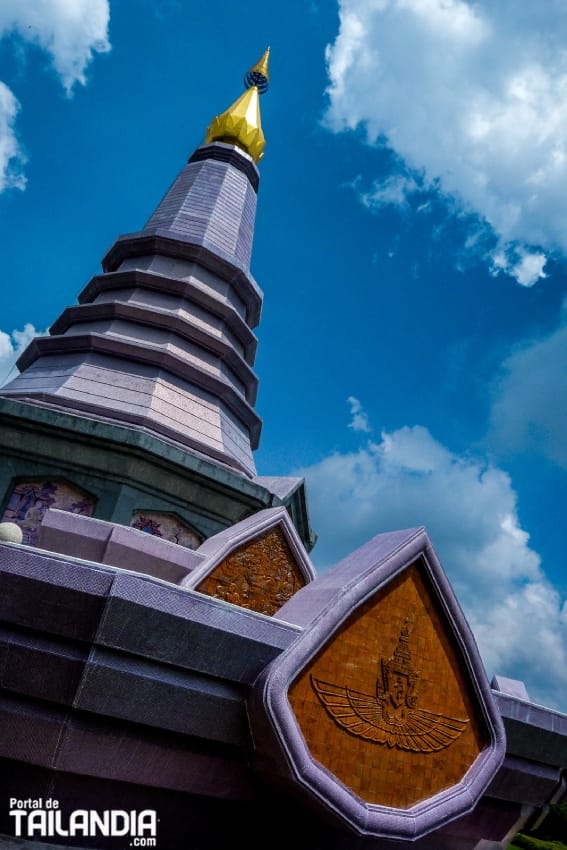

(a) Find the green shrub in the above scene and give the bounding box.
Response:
[511,835,567,850]
[509,803,567,850]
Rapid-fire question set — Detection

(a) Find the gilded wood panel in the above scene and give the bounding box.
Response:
[288,561,487,809]
[196,527,306,615]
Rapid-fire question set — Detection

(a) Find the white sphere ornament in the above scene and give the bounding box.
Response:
[0,522,24,543]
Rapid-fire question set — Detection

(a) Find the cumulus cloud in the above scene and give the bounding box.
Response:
[296,425,567,708]
[0,1,111,93]
[489,245,547,288]
[0,82,25,192]
[347,395,372,432]
[0,323,41,386]
[489,307,567,467]
[0,1,110,193]
[325,0,567,284]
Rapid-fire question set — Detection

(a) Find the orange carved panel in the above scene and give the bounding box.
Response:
[288,562,487,809]
[196,527,306,616]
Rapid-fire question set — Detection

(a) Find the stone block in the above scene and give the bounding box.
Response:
[95,569,299,683]
[0,543,112,641]
[0,625,87,705]
[74,648,249,746]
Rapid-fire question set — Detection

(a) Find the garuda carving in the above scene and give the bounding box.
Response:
[311,621,469,753]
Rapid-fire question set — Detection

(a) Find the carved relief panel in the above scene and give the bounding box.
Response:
[196,527,307,616]
[288,563,486,809]
[249,528,505,840]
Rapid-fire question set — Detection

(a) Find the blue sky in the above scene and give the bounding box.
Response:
[0,0,566,710]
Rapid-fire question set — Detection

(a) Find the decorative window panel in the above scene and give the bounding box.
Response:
[130,511,201,550]
[2,480,95,546]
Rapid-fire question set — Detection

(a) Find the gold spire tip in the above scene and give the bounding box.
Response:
[244,47,270,93]
[205,49,270,163]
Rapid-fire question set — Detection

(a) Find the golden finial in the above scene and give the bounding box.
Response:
[244,47,270,92]
[205,49,270,163]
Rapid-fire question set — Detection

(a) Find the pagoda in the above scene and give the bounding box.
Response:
[0,48,314,553]
[0,52,565,850]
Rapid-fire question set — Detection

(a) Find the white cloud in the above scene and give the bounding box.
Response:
[0,0,111,94]
[296,425,567,708]
[325,0,567,284]
[0,1,110,193]
[359,173,421,213]
[0,323,41,386]
[489,245,547,287]
[472,580,567,708]
[489,309,567,467]
[347,395,372,432]
[0,82,25,192]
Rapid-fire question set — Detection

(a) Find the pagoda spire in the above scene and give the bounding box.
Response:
[0,52,272,478]
[206,49,270,163]
[0,47,315,553]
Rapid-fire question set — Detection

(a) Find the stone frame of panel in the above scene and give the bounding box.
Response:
[249,526,506,840]
[183,506,316,594]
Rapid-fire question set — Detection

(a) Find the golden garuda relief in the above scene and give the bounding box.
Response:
[311,620,469,753]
